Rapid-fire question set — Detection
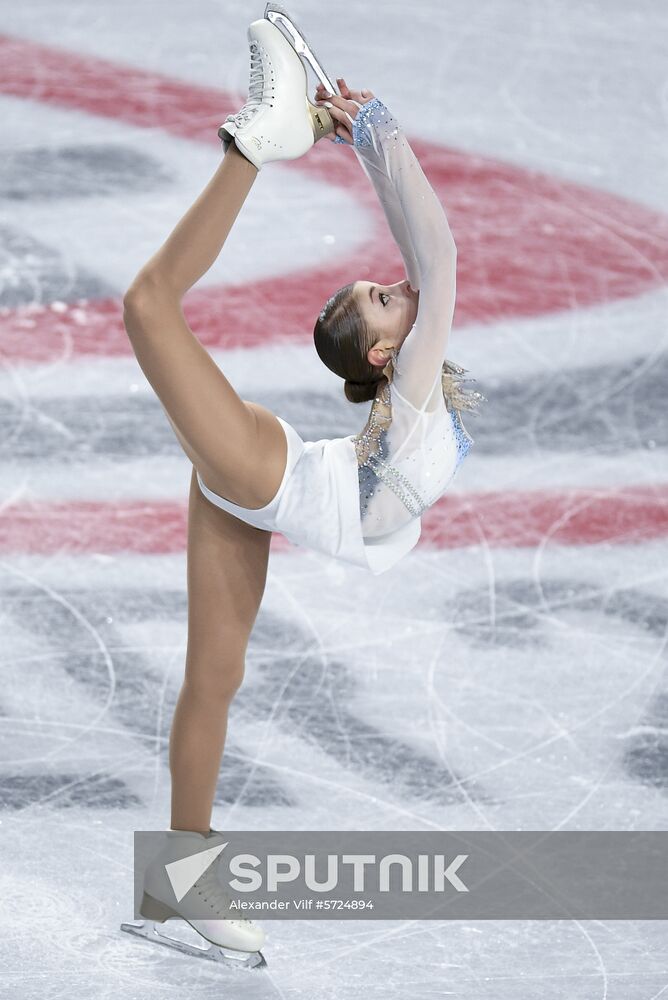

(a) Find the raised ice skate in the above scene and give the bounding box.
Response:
[218,12,336,169]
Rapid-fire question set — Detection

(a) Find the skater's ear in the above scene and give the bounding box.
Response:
[366,342,395,370]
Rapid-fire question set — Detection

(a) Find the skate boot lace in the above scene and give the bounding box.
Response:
[232,40,273,129]
[192,866,251,929]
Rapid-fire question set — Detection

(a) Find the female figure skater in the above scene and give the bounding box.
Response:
[120,4,483,970]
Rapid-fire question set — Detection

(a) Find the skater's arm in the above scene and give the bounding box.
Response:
[321,90,457,408]
[354,145,422,291]
[354,100,457,408]
[317,82,420,288]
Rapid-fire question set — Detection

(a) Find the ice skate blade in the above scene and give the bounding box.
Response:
[120,920,267,970]
[264,3,339,96]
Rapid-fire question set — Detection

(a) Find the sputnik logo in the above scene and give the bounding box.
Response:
[165,842,228,902]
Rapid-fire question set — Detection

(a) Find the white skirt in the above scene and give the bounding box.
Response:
[195,414,422,575]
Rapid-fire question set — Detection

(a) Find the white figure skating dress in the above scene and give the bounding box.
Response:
[197,97,477,575]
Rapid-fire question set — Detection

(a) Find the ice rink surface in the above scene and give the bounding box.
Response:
[1,0,668,995]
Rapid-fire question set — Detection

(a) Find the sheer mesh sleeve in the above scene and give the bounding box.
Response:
[352,98,457,410]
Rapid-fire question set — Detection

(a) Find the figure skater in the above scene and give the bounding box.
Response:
[120,3,484,970]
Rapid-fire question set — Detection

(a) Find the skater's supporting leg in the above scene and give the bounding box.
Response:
[169,466,271,834]
[123,146,286,508]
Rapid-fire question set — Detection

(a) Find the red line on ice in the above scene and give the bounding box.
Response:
[1,33,668,364]
[2,485,667,555]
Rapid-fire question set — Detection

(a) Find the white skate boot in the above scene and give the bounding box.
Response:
[218,9,337,170]
[120,829,266,970]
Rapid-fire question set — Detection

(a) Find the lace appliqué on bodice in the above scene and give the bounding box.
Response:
[353,378,392,467]
[354,379,430,519]
[353,360,481,523]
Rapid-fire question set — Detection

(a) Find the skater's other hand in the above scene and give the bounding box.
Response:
[315,78,375,144]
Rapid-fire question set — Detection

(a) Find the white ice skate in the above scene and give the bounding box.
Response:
[218,6,338,170]
[120,829,266,970]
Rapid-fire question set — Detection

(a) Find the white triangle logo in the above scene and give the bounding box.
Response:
[165,842,228,902]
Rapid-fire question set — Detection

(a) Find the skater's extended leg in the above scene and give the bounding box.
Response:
[123,145,286,508]
[169,466,271,834]
[131,141,258,302]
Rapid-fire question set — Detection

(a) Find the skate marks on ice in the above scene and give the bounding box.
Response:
[0,143,173,309]
[0,584,291,812]
[448,574,668,816]
[0,222,116,309]
[1,572,667,817]
[0,582,479,813]
[233,611,486,809]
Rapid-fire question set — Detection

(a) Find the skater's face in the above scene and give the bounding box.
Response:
[353,279,419,349]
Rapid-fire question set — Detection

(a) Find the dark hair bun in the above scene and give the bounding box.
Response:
[344,376,386,405]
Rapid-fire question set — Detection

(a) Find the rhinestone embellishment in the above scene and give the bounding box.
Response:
[451,407,473,466]
[353,362,477,522]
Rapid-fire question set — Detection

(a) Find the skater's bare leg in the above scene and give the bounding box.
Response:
[169,466,271,834]
[131,142,258,305]
[123,145,287,509]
